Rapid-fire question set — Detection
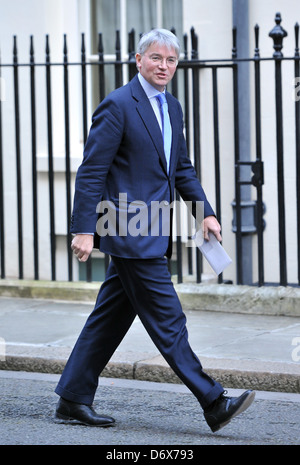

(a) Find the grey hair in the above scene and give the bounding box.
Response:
[137,29,180,58]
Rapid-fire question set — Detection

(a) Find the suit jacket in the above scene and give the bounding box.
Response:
[70,74,215,259]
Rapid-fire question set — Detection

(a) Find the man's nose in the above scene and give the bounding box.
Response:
[158,59,168,68]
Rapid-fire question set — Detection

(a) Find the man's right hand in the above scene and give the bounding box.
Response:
[202,216,222,242]
[71,234,94,262]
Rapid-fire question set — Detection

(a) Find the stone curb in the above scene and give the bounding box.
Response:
[0,279,100,303]
[176,283,300,317]
[2,351,300,394]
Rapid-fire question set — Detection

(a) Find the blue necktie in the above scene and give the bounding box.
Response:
[156,93,172,172]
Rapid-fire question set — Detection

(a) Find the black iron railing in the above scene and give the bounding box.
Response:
[0,13,299,287]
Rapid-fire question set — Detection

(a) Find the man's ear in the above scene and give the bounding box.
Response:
[135,53,142,71]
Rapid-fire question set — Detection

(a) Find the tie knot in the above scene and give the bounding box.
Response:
[156,93,167,106]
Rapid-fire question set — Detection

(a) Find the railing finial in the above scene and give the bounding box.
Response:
[269,12,287,58]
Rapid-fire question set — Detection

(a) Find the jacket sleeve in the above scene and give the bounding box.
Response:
[70,97,124,234]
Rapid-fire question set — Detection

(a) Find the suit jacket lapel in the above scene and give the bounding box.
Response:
[130,76,168,175]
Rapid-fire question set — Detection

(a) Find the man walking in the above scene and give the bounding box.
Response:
[54,29,255,433]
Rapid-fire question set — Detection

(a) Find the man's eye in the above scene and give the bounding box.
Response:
[152,56,160,61]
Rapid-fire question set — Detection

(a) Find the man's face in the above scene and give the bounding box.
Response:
[136,43,178,92]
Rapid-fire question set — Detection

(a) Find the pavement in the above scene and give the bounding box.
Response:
[0,279,300,394]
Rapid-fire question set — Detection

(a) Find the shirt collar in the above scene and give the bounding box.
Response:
[138,73,165,99]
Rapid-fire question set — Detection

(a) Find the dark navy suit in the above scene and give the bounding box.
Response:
[55,75,224,410]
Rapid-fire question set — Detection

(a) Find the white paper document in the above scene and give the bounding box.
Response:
[193,230,232,275]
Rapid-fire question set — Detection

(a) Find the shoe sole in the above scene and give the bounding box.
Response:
[211,390,256,433]
[54,412,115,427]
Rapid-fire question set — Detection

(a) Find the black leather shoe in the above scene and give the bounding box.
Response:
[54,398,115,427]
[204,390,255,432]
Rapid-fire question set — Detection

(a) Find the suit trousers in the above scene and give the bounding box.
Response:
[55,256,224,410]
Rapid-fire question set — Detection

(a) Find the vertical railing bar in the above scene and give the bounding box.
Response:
[232,27,243,284]
[190,28,202,283]
[81,33,92,282]
[232,90,242,282]
[115,30,123,89]
[212,67,221,220]
[212,66,223,284]
[254,25,264,286]
[274,56,287,286]
[183,34,193,276]
[81,33,88,145]
[128,28,137,82]
[0,51,5,278]
[64,34,73,281]
[269,14,288,286]
[30,35,39,280]
[294,22,300,285]
[98,33,105,102]
[13,36,23,279]
[45,34,56,281]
